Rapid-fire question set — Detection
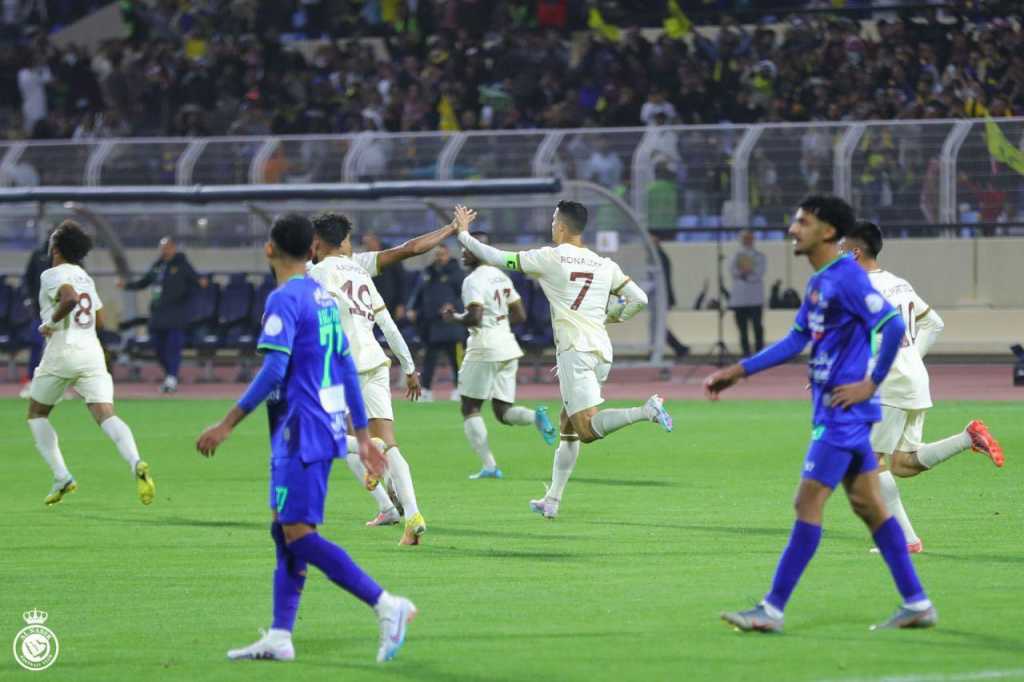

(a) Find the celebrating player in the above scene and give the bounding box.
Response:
[704,196,936,632]
[842,220,1004,552]
[308,212,426,545]
[453,202,672,518]
[26,220,155,507]
[196,214,416,663]
[440,233,557,479]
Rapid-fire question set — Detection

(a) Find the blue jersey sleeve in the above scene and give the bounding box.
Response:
[793,296,810,333]
[841,268,899,333]
[257,289,298,355]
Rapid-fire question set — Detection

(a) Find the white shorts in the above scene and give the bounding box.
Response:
[359,365,393,421]
[871,405,926,455]
[556,350,611,417]
[458,358,519,403]
[30,370,114,405]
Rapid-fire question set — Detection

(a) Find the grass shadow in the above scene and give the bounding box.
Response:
[69,511,264,531]
[570,477,680,488]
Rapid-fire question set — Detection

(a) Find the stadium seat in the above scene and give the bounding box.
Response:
[0,282,35,381]
[186,281,222,382]
[218,274,257,381]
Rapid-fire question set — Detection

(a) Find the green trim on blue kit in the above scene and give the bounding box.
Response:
[814,253,847,275]
[870,309,900,354]
[257,343,292,355]
[811,425,826,441]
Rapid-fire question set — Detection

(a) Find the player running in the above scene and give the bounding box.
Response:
[842,220,1004,553]
[440,233,557,479]
[705,195,936,632]
[196,213,416,663]
[453,202,672,518]
[26,220,155,506]
[309,212,426,545]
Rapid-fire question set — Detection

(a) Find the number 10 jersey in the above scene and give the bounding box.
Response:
[37,263,107,378]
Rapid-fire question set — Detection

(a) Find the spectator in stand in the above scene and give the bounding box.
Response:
[729,230,766,358]
[407,244,464,402]
[640,89,678,126]
[118,237,203,394]
[19,232,52,398]
[18,51,51,134]
[581,136,624,189]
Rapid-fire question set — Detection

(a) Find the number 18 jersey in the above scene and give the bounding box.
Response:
[37,263,106,378]
[513,244,631,363]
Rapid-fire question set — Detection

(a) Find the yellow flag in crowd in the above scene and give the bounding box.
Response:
[664,0,692,38]
[438,95,459,132]
[588,7,621,42]
[984,117,1024,176]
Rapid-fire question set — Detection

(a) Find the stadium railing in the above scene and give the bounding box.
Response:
[2,118,1023,247]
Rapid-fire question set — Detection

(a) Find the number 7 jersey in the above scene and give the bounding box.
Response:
[37,263,106,377]
[514,243,631,363]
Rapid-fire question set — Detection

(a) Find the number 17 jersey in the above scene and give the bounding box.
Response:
[513,244,631,363]
[462,265,523,363]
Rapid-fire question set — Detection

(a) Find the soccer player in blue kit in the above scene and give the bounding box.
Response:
[703,196,937,632]
[196,214,416,662]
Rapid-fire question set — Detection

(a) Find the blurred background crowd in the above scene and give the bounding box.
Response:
[0,0,1020,141]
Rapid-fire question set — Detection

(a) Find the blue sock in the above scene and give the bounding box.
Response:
[287,532,384,607]
[872,516,927,604]
[270,523,306,632]
[764,519,822,613]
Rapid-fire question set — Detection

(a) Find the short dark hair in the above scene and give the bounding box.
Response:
[847,220,883,258]
[555,200,588,233]
[270,213,314,260]
[311,211,353,247]
[51,220,93,264]
[798,195,854,242]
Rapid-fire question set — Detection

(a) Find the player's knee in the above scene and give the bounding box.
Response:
[492,402,510,424]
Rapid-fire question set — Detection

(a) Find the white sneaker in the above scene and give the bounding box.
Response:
[529,487,559,519]
[419,389,433,403]
[227,628,295,661]
[161,376,178,394]
[375,594,417,663]
[18,383,31,399]
[366,507,401,527]
[449,389,460,401]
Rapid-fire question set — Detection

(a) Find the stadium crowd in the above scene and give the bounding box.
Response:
[1,1,1021,141]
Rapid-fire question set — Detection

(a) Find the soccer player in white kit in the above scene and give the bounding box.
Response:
[440,233,558,479]
[309,212,427,545]
[453,202,673,518]
[842,220,1004,552]
[26,220,156,506]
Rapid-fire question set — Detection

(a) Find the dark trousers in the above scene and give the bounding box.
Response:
[421,342,459,390]
[28,318,44,377]
[152,328,184,379]
[733,306,764,358]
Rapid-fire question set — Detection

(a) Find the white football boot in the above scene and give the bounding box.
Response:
[227,628,295,661]
[375,593,417,663]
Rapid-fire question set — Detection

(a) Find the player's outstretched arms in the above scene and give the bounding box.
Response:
[196,351,288,456]
[606,280,648,323]
[375,221,457,271]
[831,313,906,409]
[703,363,746,400]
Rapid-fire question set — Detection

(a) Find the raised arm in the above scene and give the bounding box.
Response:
[375,222,457,271]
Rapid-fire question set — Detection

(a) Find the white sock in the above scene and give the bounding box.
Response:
[463,416,496,469]
[346,435,359,454]
[373,590,399,615]
[916,431,971,469]
[878,470,919,544]
[344,450,393,512]
[904,597,933,611]
[28,418,70,480]
[761,601,784,620]
[100,416,141,473]
[501,406,535,426]
[590,407,647,438]
[548,437,580,501]
[267,628,292,641]
[386,446,419,518]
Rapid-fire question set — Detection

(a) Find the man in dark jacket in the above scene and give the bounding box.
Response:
[19,235,52,398]
[362,231,407,318]
[119,236,201,393]
[407,244,464,401]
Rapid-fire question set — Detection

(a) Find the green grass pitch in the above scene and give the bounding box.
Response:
[2,397,1022,681]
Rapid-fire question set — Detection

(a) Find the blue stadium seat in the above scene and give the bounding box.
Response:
[0,282,35,381]
[186,281,222,382]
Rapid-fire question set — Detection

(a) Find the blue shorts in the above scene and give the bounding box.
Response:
[801,422,878,489]
[269,457,334,525]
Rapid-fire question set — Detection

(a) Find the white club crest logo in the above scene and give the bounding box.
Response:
[13,608,59,671]
[865,293,885,314]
